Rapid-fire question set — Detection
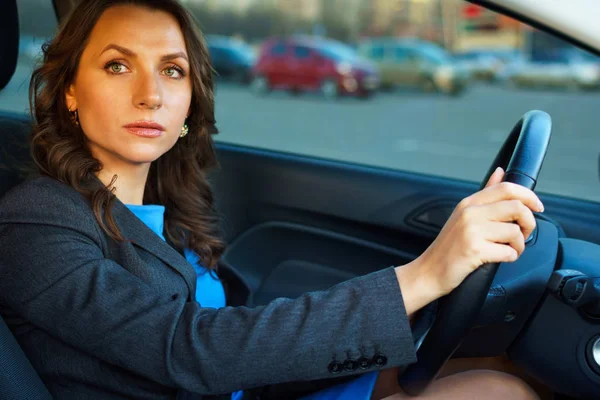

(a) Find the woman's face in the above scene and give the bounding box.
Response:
[66,5,192,169]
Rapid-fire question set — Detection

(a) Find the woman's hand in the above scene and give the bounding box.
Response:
[395,167,544,317]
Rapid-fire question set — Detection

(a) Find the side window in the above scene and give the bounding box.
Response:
[184,2,600,203]
[294,46,311,59]
[270,43,286,56]
[220,48,234,63]
[370,45,385,60]
[0,0,57,114]
[208,46,223,63]
[395,47,409,62]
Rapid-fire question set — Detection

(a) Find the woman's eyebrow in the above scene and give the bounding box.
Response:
[161,52,188,63]
[100,43,135,57]
[99,43,188,63]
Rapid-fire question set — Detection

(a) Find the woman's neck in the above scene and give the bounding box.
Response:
[96,164,150,205]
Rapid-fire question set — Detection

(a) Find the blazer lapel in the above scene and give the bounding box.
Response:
[110,198,197,300]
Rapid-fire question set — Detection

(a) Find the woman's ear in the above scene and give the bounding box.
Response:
[65,84,77,111]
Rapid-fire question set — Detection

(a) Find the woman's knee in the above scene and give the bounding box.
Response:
[382,369,541,400]
[470,370,540,400]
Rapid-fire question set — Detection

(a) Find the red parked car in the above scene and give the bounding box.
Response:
[251,36,380,99]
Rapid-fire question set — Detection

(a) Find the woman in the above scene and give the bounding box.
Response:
[0,0,542,399]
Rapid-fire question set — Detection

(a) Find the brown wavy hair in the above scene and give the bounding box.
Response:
[29,0,225,269]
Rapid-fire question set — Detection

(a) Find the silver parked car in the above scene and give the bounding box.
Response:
[502,49,600,90]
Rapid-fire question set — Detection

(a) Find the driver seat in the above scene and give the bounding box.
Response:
[0,0,53,399]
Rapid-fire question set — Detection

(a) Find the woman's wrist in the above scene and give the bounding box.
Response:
[394,257,442,318]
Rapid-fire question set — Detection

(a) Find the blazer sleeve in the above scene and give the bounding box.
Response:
[0,179,418,396]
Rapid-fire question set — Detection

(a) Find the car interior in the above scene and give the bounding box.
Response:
[2,0,600,399]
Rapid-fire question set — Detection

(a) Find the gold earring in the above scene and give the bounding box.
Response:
[69,109,80,126]
[180,123,189,138]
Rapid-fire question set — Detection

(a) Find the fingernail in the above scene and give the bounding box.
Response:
[537,200,544,212]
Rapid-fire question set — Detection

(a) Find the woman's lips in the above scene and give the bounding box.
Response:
[124,127,164,137]
[123,121,166,138]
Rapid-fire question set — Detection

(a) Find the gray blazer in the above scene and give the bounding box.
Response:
[0,176,419,400]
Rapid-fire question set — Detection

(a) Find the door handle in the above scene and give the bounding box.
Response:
[406,201,458,232]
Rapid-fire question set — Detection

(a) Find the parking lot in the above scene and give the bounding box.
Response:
[3,60,600,202]
[213,81,600,202]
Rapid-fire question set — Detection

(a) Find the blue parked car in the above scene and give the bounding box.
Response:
[206,35,256,84]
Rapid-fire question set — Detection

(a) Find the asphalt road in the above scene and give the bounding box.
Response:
[212,81,600,203]
[3,60,600,202]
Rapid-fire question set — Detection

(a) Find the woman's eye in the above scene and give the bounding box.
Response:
[163,66,185,79]
[105,62,128,74]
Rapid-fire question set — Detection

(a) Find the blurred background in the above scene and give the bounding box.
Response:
[5,0,600,202]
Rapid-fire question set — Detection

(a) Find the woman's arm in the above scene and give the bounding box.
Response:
[0,221,416,395]
[0,180,418,396]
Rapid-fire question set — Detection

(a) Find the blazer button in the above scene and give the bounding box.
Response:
[358,357,372,370]
[373,353,388,367]
[343,359,358,372]
[171,293,179,300]
[328,361,343,374]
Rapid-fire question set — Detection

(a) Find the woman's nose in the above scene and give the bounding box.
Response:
[133,72,163,110]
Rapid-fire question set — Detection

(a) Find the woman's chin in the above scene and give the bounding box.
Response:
[123,146,172,165]
[120,151,164,165]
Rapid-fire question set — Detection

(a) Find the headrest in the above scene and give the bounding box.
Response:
[0,0,19,91]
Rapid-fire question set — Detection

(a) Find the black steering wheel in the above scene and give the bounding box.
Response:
[397,110,553,395]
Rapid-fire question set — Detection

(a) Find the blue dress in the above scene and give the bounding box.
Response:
[127,204,379,400]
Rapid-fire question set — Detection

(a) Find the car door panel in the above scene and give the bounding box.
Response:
[266,43,289,88]
[289,46,314,89]
[222,221,415,306]
[380,49,398,87]
[212,143,600,308]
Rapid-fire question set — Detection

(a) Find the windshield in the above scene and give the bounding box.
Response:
[208,39,255,64]
[318,42,359,62]
[420,45,451,65]
[231,42,255,63]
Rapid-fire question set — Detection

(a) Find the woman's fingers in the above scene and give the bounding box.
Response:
[480,241,520,264]
[480,200,537,240]
[484,167,505,188]
[461,181,544,214]
[482,221,526,258]
[461,200,536,250]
